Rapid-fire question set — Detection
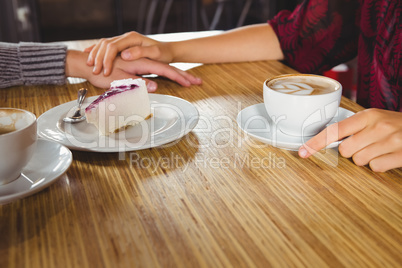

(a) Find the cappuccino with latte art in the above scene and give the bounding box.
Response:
[267,74,340,96]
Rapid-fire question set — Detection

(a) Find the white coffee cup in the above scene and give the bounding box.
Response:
[263,74,342,137]
[0,108,37,185]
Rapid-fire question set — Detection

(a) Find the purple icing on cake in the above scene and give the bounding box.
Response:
[85,83,139,112]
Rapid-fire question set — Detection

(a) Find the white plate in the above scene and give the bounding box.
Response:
[38,94,199,152]
[237,103,355,151]
[0,139,72,204]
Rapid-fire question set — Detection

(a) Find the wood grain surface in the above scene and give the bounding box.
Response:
[0,39,401,268]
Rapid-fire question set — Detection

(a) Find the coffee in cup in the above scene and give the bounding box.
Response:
[268,75,337,95]
[0,108,37,185]
[263,74,342,137]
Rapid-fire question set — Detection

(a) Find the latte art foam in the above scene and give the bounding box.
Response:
[0,109,28,135]
[268,76,339,96]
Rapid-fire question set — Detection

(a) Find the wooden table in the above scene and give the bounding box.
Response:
[0,37,401,268]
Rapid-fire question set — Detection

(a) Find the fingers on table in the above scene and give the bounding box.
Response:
[368,151,402,172]
[139,59,201,87]
[299,111,368,158]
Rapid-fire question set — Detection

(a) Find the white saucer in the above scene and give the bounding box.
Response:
[37,94,199,152]
[0,139,72,204]
[237,104,355,151]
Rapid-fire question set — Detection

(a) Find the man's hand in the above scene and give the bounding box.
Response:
[299,108,402,172]
[66,50,201,91]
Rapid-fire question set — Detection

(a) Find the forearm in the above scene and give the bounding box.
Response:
[0,42,66,88]
[169,24,284,63]
[0,42,23,88]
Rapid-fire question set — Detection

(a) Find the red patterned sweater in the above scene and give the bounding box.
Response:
[269,0,401,111]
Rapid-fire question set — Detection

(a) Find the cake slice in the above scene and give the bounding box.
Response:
[85,78,151,135]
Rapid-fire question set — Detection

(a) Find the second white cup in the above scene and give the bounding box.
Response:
[0,108,37,185]
[263,74,342,137]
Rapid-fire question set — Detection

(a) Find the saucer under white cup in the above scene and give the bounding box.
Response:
[0,108,71,204]
[237,103,355,151]
[0,139,72,204]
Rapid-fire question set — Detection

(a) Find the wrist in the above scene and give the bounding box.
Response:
[171,41,192,63]
[166,42,176,63]
[65,50,92,80]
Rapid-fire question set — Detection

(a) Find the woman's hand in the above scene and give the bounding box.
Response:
[85,31,172,76]
[66,50,201,91]
[298,108,402,172]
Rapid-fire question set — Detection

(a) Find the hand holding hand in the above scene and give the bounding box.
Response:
[85,32,172,76]
[66,50,201,91]
[299,108,402,172]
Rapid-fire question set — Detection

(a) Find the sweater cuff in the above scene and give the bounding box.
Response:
[19,42,67,86]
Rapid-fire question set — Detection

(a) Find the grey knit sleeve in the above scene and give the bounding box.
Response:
[0,42,67,88]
